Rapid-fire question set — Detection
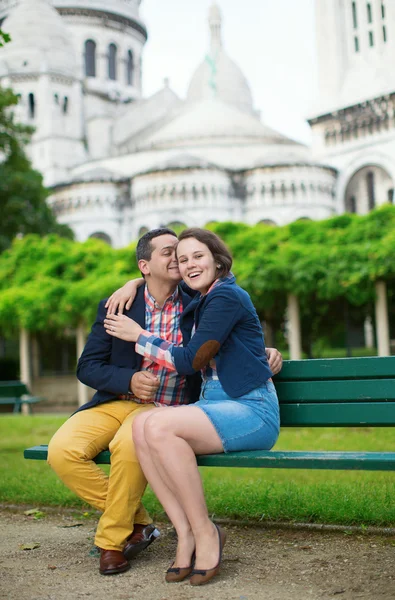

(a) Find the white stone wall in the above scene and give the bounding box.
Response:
[1,73,86,185]
[48,180,130,247]
[63,16,144,99]
[131,168,239,238]
[344,164,393,213]
[314,0,395,114]
[310,122,395,213]
[244,165,337,225]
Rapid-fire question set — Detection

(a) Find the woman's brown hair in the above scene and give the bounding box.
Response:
[177,228,232,277]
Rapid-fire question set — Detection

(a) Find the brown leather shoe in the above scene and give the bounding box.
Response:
[123,523,160,560]
[190,525,227,586]
[99,549,130,575]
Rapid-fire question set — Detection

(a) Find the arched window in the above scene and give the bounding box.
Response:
[28,93,35,119]
[367,3,372,24]
[352,2,358,28]
[347,196,357,213]
[84,40,96,77]
[89,232,112,245]
[63,96,68,114]
[138,226,149,237]
[367,171,375,210]
[126,50,134,85]
[259,219,276,226]
[108,43,117,80]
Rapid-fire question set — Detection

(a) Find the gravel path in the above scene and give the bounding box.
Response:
[0,508,394,600]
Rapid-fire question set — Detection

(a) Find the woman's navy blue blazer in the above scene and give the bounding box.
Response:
[76,285,201,413]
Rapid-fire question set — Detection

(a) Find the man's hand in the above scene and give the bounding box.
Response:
[130,371,160,401]
[266,347,283,375]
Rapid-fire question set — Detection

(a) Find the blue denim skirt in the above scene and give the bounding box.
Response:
[194,379,280,453]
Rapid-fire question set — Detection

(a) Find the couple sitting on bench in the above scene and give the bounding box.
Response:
[48,227,282,586]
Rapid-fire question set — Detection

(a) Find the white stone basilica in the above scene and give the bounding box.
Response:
[0,0,394,246]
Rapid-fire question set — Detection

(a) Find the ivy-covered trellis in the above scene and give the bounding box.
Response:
[0,206,394,405]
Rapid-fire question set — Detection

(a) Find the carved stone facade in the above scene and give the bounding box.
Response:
[1,1,391,246]
[309,0,395,215]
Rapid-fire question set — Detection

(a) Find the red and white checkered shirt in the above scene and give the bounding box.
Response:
[135,286,187,406]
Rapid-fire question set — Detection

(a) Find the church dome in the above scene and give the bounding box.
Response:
[140,97,295,150]
[1,0,76,78]
[187,3,254,115]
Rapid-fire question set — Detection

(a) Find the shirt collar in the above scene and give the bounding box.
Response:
[144,285,180,311]
[204,272,234,296]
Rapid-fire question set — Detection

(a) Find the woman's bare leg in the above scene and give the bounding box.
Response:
[133,409,195,567]
[142,406,224,571]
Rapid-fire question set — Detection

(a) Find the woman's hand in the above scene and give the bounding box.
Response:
[265,347,283,375]
[104,314,144,342]
[105,278,144,315]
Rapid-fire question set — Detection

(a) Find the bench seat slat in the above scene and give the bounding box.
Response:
[275,379,395,402]
[280,402,395,426]
[275,357,395,382]
[23,445,395,471]
[0,397,42,404]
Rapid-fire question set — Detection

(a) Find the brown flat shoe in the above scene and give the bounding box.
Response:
[123,523,160,560]
[99,549,130,575]
[190,525,226,586]
[165,562,194,583]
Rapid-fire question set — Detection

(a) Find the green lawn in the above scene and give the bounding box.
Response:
[0,415,394,526]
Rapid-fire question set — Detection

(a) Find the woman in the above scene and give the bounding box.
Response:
[104,228,280,586]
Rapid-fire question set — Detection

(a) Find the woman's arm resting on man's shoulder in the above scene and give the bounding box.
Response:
[105,278,144,315]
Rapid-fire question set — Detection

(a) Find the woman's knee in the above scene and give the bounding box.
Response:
[144,413,173,449]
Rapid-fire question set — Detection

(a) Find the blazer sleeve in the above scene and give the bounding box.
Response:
[136,290,243,375]
[77,300,138,394]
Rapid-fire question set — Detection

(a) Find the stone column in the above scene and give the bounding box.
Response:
[76,323,89,407]
[19,328,32,415]
[287,294,302,360]
[374,280,390,356]
[31,336,40,379]
[363,316,374,349]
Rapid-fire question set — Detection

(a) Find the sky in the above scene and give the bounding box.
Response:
[140,0,317,144]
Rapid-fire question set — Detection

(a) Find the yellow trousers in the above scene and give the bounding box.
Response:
[47,400,155,551]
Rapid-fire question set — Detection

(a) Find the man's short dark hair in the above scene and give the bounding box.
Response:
[136,228,177,262]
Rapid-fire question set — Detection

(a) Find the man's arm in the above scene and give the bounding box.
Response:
[77,300,138,394]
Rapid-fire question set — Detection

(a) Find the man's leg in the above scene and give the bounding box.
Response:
[48,402,127,512]
[94,402,155,552]
[48,401,153,547]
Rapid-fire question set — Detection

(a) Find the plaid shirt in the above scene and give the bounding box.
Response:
[133,286,187,406]
[136,276,232,377]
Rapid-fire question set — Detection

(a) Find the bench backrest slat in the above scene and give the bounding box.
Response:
[0,381,28,398]
[275,379,395,403]
[275,356,395,381]
[280,401,395,426]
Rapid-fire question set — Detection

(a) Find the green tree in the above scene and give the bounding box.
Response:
[0,86,73,253]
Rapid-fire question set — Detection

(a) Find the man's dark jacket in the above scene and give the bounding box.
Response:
[76,284,201,412]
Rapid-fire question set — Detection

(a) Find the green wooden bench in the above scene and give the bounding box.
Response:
[0,380,43,414]
[24,357,395,470]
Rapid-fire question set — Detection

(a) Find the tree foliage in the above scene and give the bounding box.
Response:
[0,206,394,342]
[0,86,73,253]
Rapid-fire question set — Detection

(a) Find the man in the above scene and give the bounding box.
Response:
[48,228,282,576]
